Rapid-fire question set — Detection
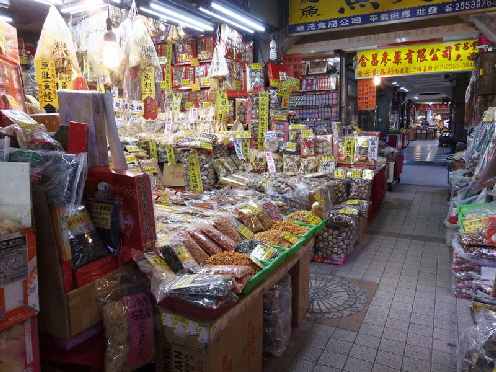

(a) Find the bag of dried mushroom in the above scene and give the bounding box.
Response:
[96,271,154,372]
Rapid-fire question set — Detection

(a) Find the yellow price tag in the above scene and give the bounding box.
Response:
[191,83,201,91]
[185,102,194,109]
[315,191,325,205]
[278,88,291,97]
[190,58,199,66]
[149,140,158,160]
[125,154,137,164]
[347,200,360,205]
[125,145,140,152]
[172,93,182,112]
[306,213,322,225]
[200,142,213,150]
[250,63,262,70]
[188,149,204,193]
[234,81,242,91]
[202,102,212,108]
[144,166,158,174]
[348,169,362,178]
[290,124,306,130]
[270,79,282,88]
[165,145,176,164]
[286,142,297,150]
[235,131,251,139]
[160,190,170,205]
[200,78,210,86]
[301,129,313,138]
[237,224,254,239]
[274,114,288,121]
[334,169,346,178]
[141,66,155,100]
[181,79,191,86]
[282,232,299,244]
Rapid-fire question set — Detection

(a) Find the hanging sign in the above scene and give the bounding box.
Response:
[416,103,451,111]
[289,0,496,34]
[216,90,229,121]
[141,66,155,100]
[35,60,58,109]
[188,149,204,194]
[258,92,269,150]
[356,39,477,79]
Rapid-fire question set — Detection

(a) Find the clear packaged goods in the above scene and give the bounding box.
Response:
[174,231,210,265]
[349,178,372,200]
[158,241,199,273]
[206,251,261,272]
[167,274,234,298]
[134,252,177,303]
[188,228,223,255]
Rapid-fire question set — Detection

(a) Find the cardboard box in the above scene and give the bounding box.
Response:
[0,228,39,331]
[358,216,367,243]
[155,296,262,372]
[85,168,156,262]
[73,255,117,288]
[162,163,186,187]
[33,190,101,339]
[0,162,31,228]
[0,316,40,372]
[289,238,312,326]
[48,206,72,263]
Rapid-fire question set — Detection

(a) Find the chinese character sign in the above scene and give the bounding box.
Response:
[356,39,477,79]
[35,60,58,109]
[358,79,376,110]
[289,0,496,34]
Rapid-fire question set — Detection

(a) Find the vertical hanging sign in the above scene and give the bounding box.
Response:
[258,92,269,150]
[141,66,155,100]
[216,90,229,122]
[35,60,58,109]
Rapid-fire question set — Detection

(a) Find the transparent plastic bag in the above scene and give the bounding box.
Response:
[188,227,223,255]
[128,17,160,70]
[213,216,242,244]
[96,271,153,372]
[87,194,121,255]
[2,110,63,151]
[261,200,284,221]
[64,205,109,269]
[158,240,199,273]
[209,43,229,79]
[349,178,371,200]
[167,274,235,299]
[9,149,86,208]
[199,224,237,252]
[35,5,81,77]
[173,231,209,265]
[134,251,177,303]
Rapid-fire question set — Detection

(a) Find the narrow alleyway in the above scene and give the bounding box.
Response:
[265,140,469,372]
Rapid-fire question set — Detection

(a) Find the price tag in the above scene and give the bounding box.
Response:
[144,166,158,174]
[191,83,200,91]
[164,116,173,134]
[160,190,170,205]
[285,142,297,151]
[190,58,199,66]
[278,88,291,97]
[149,140,158,160]
[289,124,306,130]
[237,224,254,239]
[340,207,358,215]
[273,113,288,121]
[202,102,212,108]
[301,129,313,138]
[141,66,155,100]
[258,92,269,150]
[235,131,251,139]
[234,139,244,160]
[201,78,210,86]
[179,53,189,62]
[234,81,242,91]
[362,169,374,180]
[462,217,488,232]
[315,191,325,205]
[188,149,204,193]
[200,142,213,150]
[266,152,276,173]
[264,131,278,140]
[172,93,182,112]
[281,95,289,108]
[343,137,356,159]
[250,63,262,70]
[185,102,194,109]
[347,200,360,205]
[306,213,322,225]
[125,145,140,152]
[334,169,346,178]
[165,145,176,164]
[348,168,362,178]
[57,73,72,90]
[199,51,209,59]
[181,79,191,86]
[270,79,282,88]
[282,232,299,245]
[216,90,229,121]
[125,154,137,164]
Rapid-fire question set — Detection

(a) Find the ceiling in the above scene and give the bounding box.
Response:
[384,73,456,103]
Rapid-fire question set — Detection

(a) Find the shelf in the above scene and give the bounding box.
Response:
[295,89,340,93]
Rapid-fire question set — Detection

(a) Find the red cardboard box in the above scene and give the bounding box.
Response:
[0,228,39,332]
[0,316,40,372]
[85,168,156,262]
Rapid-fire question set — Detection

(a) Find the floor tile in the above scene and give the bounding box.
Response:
[349,343,377,363]
[379,338,406,356]
[355,332,382,349]
[344,357,374,372]
[318,351,348,369]
[375,350,403,370]
[402,356,431,372]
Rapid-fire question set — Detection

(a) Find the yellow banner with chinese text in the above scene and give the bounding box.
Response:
[356,39,477,79]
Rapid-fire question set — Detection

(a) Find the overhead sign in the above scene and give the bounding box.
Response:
[416,104,451,111]
[356,39,477,79]
[289,0,496,34]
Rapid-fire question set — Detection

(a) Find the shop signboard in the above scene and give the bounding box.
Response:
[356,39,477,79]
[289,0,496,34]
[416,104,451,111]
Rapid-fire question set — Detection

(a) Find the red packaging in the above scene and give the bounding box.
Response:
[61,261,73,293]
[0,228,39,331]
[68,121,88,154]
[0,316,40,372]
[85,168,156,263]
[72,255,117,288]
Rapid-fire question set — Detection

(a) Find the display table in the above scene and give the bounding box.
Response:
[155,239,313,372]
[369,165,387,220]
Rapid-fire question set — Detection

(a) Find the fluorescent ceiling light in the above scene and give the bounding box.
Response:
[414,96,418,99]
[33,0,62,4]
[140,7,207,31]
[150,2,213,31]
[110,0,121,3]
[0,15,11,23]
[392,81,398,85]
[61,0,106,14]
[199,7,254,33]
[211,1,264,31]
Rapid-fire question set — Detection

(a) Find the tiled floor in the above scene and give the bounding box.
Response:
[264,143,472,372]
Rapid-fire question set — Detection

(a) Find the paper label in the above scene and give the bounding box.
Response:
[188,150,204,193]
[185,102,194,109]
[190,58,199,66]
[172,93,182,112]
[57,73,72,90]
[306,213,322,225]
[149,140,158,160]
[234,80,242,91]
[237,224,254,239]
[282,232,299,244]
[290,124,306,130]
[125,154,137,164]
[347,200,360,205]
[348,168,362,178]
[89,202,112,229]
[200,142,213,150]
[264,151,276,173]
[35,60,58,108]
[202,101,212,108]
[281,95,289,108]
[278,88,291,97]
[340,207,359,215]
[235,131,251,139]
[201,78,210,86]
[234,139,244,160]
[258,92,270,149]
[315,191,325,205]
[158,190,170,205]
[250,63,262,70]
[191,83,201,91]
[343,137,356,158]
[216,90,229,122]
[141,66,155,100]
[164,116,173,134]
[462,217,488,232]
[274,113,288,121]
[125,145,140,152]
[251,244,278,262]
[124,294,153,369]
[145,166,158,174]
[286,142,297,151]
[301,129,313,138]
[181,79,191,86]
[270,79,282,88]
[0,233,28,287]
[334,169,346,178]
[362,169,374,180]
[165,145,176,164]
